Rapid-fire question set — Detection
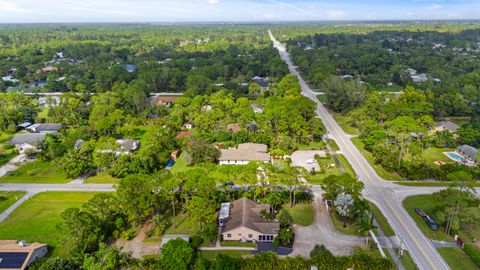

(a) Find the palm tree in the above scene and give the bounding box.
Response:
[358,211,376,246]
[268,191,283,214]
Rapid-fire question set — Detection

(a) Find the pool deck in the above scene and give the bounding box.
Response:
[443,151,477,167]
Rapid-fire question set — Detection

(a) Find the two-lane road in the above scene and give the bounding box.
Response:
[269,30,449,270]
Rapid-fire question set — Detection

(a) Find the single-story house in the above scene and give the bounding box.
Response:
[405,68,417,75]
[116,139,140,154]
[220,198,279,243]
[457,145,478,163]
[175,131,193,139]
[9,133,46,154]
[252,76,269,90]
[0,240,48,270]
[27,123,63,135]
[38,96,60,108]
[219,143,271,165]
[432,121,460,133]
[411,74,428,83]
[17,122,32,130]
[227,123,242,133]
[2,75,19,83]
[155,96,178,107]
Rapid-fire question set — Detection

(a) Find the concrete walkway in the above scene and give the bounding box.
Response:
[0,191,39,223]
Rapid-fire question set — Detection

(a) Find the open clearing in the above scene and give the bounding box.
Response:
[0,192,98,257]
[0,160,69,183]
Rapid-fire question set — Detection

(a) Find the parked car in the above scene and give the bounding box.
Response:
[166,159,175,167]
[414,208,438,230]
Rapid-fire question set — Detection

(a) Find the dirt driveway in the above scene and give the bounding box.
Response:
[289,190,365,257]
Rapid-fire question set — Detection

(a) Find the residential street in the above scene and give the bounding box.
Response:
[269,30,450,270]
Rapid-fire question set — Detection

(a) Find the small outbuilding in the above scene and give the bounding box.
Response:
[0,240,48,270]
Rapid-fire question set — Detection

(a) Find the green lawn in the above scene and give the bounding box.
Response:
[438,247,478,270]
[220,241,257,247]
[118,125,161,145]
[297,140,326,150]
[285,203,314,226]
[326,139,340,151]
[37,108,50,119]
[273,159,289,169]
[351,138,403,180]
[367,201,395,237]
[331,212,364,236]
[331,113,360,136]
[316,94,327,104]
[307,155,342,185]
[421,148,454,165]
[396,249,417,270]
[0,192,98,257]
[0,144,15,166]
[0,160,69,183]
[164,211,198,235]
[336,154,356,178]
[84,172,119,184]
[0,133,13,144]
[402,195,451,241]
[393,181,480,187]
[170,153,189,173]
[200,250,252,259]
[0,191,25,214]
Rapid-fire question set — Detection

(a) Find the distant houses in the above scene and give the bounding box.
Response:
[250,103,263,114]
[175,131,193,139]
[457,145,478,164]
[97,139,140,156]
[433,121,460,134]
[252,76,269,90]
[27,123,63,135]
[219,198,279,243]
[155,96,178,107]
[219,143,271,165]
[0,240,48,270]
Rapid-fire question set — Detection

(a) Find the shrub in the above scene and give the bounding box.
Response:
[464,243,480,267]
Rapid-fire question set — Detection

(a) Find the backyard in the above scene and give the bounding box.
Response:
[285,203,314,226]
[0,160,69,183]
[0,192,98,257]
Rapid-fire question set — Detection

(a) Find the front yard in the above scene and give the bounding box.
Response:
[0,192,98,257]
[0,191,25,214]
[0,160,69,183]
[84,172,119,184]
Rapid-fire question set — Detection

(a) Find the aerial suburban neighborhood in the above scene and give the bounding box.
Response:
[0,1,480,270]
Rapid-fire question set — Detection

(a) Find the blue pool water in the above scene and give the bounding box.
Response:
[446,152,463,161]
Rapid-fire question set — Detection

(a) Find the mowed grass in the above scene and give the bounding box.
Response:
[0,192,98,257]
[307,155,342,185]
[0,191,25,214]
[0,160,69,183]
[402,195,451,241]
[336,154,356,178]
[331,113,359,136]
[164,211,198,235]
[438,247,478,270]
[84,172,119,184]
[285,203,314,226]
[331,212,364,236]
[393,181,480,187]
[367,201,395,237]
[0,144,15,166]
[421,148,454,165]
[326,139,339,151]
[200,250,252,259]
[170,153,189,173]
[351,137,403,180]
[297,140,326,150]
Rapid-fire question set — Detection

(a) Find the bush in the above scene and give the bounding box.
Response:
[464,243,480,268]
[190,235,204,249]
[121,228,137,240]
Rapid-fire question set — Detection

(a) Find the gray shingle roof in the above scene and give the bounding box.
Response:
[457,144,478,159]
[435,121,460,132]
[222,198,279,235]
[8,133,46,146]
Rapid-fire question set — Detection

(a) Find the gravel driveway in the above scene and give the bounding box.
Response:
[289,190,365,257]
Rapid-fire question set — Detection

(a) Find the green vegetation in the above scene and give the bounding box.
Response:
[438,247,478,270]
[367,201,395,237]
[336,154,356,178]
[402,194,451,241]
[351,138,403,180]
[0,192,98,257]
[83,172,119,184]
[285,203,314,226]
[394,181,480,187]
[200,250,252,259]
[331,112,359,136]
[0,160,69,183]
[317,94,328,104]
[395,249,417,270]
[421,148,453,165]
[297,140,326,150]
[0,191,25,214]
[164,211,199,235]
[331,211,363,236]
[170,153,188,173]
[307,155,342,185]
[326,139,339,151]
[0,143,15,166]
[220,241,257,248]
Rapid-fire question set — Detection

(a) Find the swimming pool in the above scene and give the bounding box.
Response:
[445,152,464,162]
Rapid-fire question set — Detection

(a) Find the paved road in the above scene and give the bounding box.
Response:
[269,30,449,270]
[0,183,115,192]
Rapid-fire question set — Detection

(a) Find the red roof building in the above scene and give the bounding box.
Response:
[175,131,193,139]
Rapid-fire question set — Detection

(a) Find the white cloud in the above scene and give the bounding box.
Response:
[207,0,219,4]
[327,10,346,19]
[427,4,442,10]
[0,0,26,12]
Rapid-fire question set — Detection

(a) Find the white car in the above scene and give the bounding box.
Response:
[306,159,317,164]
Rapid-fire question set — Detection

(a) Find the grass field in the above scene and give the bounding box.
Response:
[326,139,339,151]
[421,148,454,165]
[297,140,326,150]
[84,172,119,184]
[336,154,356,178]
[331,212,364,236]
[438,247,478,270]
[220,241,257,247]
[393,181,480,187]
[331,113,360,136]
[0,160,69,183]
[307,155,342,185]
[0,191,25,214]
[0,192,98,257]
[0,133,13,144]
[0,144,15,166]
[351,138,403,180]
[37,108,50,119]
[367,201,395,237]
[285,203,314,226]
[394,249,417,270]
[402,195,451,241]
[200,250,252,259]
[316,94,327,104]
[164,211,198,235]
[170,153,189,173]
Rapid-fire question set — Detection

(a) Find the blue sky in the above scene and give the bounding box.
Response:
[0,0,479,23]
